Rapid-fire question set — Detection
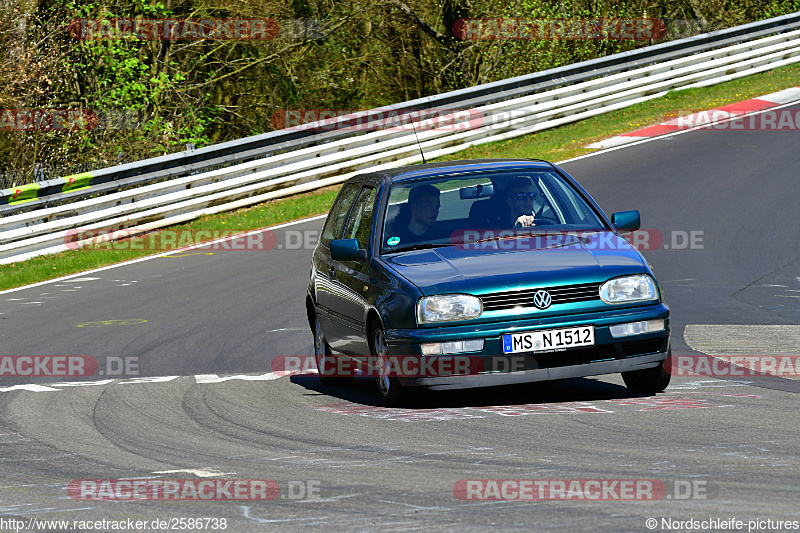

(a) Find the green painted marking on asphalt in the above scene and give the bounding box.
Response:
[75,319,148,327]
[62,171,93,193]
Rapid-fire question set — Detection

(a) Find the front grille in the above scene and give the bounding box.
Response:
[480,282,600,312]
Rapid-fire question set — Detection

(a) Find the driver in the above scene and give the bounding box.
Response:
[505,176,539,228]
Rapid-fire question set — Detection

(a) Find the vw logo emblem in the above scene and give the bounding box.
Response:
[533,290,552,310]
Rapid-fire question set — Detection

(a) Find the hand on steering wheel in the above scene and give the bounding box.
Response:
[514,215,559,228]
[514,215,536,228]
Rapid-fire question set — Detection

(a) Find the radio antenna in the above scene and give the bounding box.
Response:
[410,118,427,164]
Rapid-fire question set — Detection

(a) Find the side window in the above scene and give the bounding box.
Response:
[343,187,378,250]
[321,184,360,244]
[541,175,602,225]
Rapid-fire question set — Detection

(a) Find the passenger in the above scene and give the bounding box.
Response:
[389,184,440,244]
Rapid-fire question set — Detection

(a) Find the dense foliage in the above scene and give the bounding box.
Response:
[1,0,798,185]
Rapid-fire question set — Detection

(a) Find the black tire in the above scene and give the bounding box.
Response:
[372,324,408,406]
[313,314,351,386]
[621,352,671,393]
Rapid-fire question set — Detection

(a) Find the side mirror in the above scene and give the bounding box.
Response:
[330,239,368,261]
[611,210,640,231]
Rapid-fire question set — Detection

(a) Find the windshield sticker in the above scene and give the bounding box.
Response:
[387,236,400,246]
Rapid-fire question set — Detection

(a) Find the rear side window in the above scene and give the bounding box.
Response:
[321,184,360,244]
[343,187,378,250]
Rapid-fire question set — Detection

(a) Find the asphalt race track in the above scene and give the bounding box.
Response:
[0,103,798,532]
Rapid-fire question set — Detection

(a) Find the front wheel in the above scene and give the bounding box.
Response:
[372,325,408,406]
[621,353,671,393]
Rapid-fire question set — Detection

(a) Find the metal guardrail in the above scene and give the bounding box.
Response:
[1,13,800,263]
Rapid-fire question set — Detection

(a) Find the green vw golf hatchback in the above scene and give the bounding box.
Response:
[306,159,670,405]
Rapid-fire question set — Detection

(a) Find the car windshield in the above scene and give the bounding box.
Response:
[380,169,607,254]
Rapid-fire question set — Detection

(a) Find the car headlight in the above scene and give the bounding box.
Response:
[417,294,483,324]
[600,275,658,304]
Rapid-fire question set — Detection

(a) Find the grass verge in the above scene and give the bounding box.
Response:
[2,62,799,291]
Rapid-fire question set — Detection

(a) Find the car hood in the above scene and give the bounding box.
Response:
[381,232,647,295]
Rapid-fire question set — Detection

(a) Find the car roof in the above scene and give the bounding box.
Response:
[366,159,556,183]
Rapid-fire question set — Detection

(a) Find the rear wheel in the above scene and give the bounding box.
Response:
[621,352,671,393]
[372,325,408,406]
[313,314,350,386]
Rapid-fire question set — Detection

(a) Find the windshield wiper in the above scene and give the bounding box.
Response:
[385,242,452,253]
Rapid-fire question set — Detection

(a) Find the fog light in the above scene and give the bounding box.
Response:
[421,343,443,355]
[609,319,665,338]
[464,339,484,352]
[442,341,464,353]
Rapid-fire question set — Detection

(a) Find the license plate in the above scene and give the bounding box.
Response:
[502,326,595,354]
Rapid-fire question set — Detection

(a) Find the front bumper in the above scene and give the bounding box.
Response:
[407,350,668,390]
[384,302,670,390]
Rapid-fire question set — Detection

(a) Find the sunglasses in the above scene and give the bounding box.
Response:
[512,191,538,200]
